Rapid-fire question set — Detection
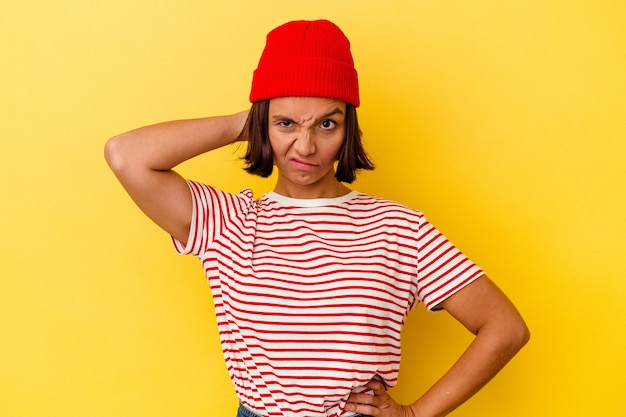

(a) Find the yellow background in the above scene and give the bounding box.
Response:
[1,1,625,416]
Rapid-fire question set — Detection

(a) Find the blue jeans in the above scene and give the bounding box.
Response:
[236,403,370,417]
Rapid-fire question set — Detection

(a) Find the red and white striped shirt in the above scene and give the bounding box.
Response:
[172,182,484,417]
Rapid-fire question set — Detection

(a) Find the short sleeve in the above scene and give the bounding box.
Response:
[171,181,255,257]
[415,215,484,311]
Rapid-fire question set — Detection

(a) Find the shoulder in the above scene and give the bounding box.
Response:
[349,192,424,219]
[187,181,259,211]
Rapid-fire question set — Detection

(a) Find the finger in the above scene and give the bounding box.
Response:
[364,379,387,393]
[344,402,379,416]
[346,392,376,406]
[371,374,389,390]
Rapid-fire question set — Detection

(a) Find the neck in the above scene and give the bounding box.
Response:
[273,174,351,199]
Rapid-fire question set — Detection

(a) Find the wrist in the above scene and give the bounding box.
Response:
[409,401,445,417]
[232,110,250,142]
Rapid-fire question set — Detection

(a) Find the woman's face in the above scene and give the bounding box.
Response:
[268,97,347,198]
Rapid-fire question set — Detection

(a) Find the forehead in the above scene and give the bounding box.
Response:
[268,97,346,118]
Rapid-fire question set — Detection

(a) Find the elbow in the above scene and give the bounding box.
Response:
[104,133,131,174]
[518,321,531,348]
[506,318,531,354]
[480,314,530,358]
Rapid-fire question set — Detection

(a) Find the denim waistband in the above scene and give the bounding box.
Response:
[236,403,263,417]
[236,402,370,417]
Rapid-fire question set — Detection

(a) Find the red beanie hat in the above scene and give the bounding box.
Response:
[250,19,360,107]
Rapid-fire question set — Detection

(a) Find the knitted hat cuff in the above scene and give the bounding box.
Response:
[250,57,359,106]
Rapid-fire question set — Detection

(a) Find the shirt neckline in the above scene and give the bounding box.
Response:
[265,190,359,207]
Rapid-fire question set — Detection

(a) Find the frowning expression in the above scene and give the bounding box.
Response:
[268,97,346,196]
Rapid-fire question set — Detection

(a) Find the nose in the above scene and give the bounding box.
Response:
[292,130,316,156]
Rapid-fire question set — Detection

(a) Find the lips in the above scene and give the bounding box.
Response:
[291,158,317,169]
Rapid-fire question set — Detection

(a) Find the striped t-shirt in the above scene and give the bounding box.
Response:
[172,182,484,417]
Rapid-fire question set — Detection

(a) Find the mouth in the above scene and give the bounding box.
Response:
[290,158,317,169]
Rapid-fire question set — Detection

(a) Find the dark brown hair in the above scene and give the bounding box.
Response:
[243,100,374,183]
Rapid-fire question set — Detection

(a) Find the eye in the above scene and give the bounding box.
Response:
[320,119,336,129]
[274,119,294,129]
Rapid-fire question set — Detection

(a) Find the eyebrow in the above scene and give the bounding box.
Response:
[320,107,345,119]
[271,107,345,122]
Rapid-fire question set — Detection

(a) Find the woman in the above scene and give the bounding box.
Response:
[105,19,529,417]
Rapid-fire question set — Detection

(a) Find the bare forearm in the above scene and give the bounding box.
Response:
[410,322,530,417]
[103,111,249,242]
[105,111,248,173]
[344,279,528,417]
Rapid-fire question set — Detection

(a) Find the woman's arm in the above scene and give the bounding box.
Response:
[345,275,530,417]
[408,275,530,416]
[104,111,249,243]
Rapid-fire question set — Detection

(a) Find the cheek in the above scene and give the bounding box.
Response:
[267,132,281,153]
[329,136,346,160]
[267,134,288,163]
